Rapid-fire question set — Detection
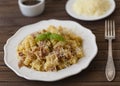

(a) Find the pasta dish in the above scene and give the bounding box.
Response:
[17,26,84,71]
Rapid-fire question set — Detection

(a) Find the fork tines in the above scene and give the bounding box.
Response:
[105,20,115,39]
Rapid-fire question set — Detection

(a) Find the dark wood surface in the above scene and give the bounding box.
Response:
[0,0,120,86]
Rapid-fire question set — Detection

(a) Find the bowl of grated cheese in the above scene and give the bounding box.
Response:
[65,0,116,21]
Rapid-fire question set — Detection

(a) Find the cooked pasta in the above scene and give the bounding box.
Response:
[17,26,84,71]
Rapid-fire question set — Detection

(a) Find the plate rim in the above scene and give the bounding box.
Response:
[4,19,98,81]
[65,0,116,21]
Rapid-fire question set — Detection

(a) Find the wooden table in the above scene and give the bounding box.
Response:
[0,0,120,86]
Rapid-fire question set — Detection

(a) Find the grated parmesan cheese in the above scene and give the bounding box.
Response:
[73,0,111,16]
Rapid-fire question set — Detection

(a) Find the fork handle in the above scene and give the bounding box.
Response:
[105,39,116,81]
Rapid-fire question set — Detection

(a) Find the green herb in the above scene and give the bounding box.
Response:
[35,32,65,42]
[50,33,65,41]
[35,32,51,41]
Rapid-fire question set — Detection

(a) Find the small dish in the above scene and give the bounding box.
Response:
[65,0,116,21]
[4,19,98,81]
[18,0,45,17]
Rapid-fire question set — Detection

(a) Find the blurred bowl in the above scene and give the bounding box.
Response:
[18,0,45,17]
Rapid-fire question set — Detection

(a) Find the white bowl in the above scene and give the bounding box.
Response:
[4,19,98,81]
[18,0,45,17]
[65,0,116,21]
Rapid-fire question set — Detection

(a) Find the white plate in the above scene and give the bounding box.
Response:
[65,0,116,21]
[4,19,98,81]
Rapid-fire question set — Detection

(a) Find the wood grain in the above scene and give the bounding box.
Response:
[0,0,120,86]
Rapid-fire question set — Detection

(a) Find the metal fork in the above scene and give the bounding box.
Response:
[105,20,116,81]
